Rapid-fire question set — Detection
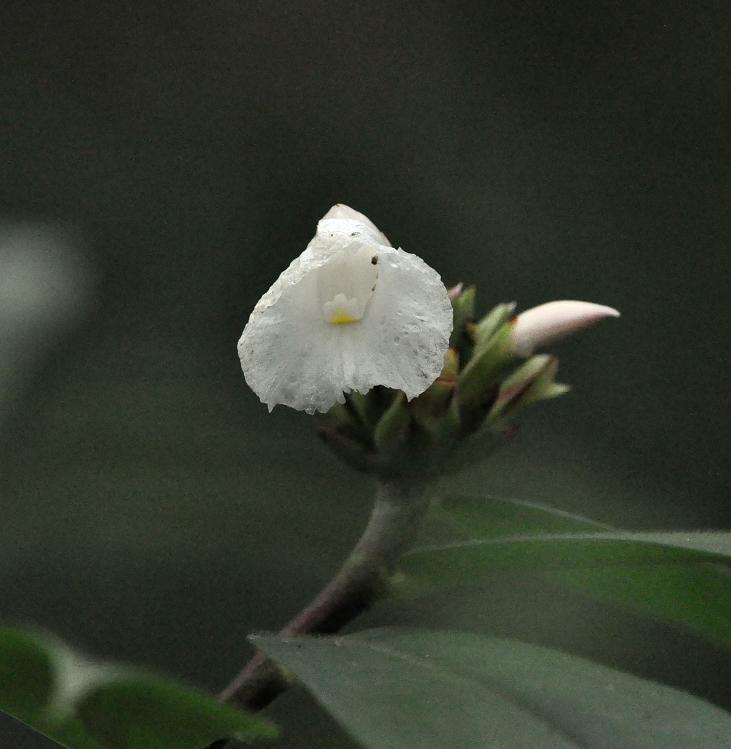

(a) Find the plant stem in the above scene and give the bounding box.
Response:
[217,477,431,714]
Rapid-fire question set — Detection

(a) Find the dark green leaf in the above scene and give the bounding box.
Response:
[0,628,55,717]
[558,563,731,647]
[407,495,731,647]
[254,628,731,749]
[403,530,731,581]
[0,628,277,749]
[78,672,277,749]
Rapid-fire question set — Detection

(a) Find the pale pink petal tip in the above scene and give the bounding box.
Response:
[512,300,620,357]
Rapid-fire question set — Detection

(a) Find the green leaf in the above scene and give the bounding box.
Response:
[429,493,611,539]
[0,628,278,749]
[0,630,102,749]
[403,530,731,579]
[0,628,55,717]
[405,495,731,648]
[78,672,277,749]
[254,628,731,749]
[557,563,731,647]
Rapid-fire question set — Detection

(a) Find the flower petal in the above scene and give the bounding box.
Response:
[345,245,453,401]
[511,300,620,356]
[320,204,391,246]
[237,211,452,413]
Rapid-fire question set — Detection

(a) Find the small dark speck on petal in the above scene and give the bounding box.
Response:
[371,256,378,264]
[351,231,361,237]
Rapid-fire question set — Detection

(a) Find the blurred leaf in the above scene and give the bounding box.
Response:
[430,493,611,539]
[77,673,277,749]
[0,629,56,717]
[254,628,731,749]
[406,495,731,647]
[0,628,277,749]
[0,629,101,749]
[558,563,731,648]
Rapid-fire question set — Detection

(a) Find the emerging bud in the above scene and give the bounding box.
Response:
[447,283,464,301]
[511,300,620,357]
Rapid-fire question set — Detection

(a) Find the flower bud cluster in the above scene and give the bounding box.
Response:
[316,287,618,478]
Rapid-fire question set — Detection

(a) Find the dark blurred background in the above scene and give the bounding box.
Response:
[1,1,729,746]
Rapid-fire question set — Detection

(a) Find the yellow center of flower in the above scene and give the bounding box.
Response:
[318,240,379,326]
[323,293,363,325]
[329,310,358,325]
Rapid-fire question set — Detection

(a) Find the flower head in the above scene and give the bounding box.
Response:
[238,205,453,413]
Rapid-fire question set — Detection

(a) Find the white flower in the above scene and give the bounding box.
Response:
[511,300,620,357]
[238,205,453,413]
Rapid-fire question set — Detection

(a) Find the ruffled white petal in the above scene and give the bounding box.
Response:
[238,206,452,413]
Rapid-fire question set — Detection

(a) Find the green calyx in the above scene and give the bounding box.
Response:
[317,285,569,478]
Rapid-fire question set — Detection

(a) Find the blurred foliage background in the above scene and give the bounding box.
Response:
[1,1,729,746]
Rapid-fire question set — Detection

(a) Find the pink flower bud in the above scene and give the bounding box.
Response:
[511,300,620,356]
[447,282,464,300]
